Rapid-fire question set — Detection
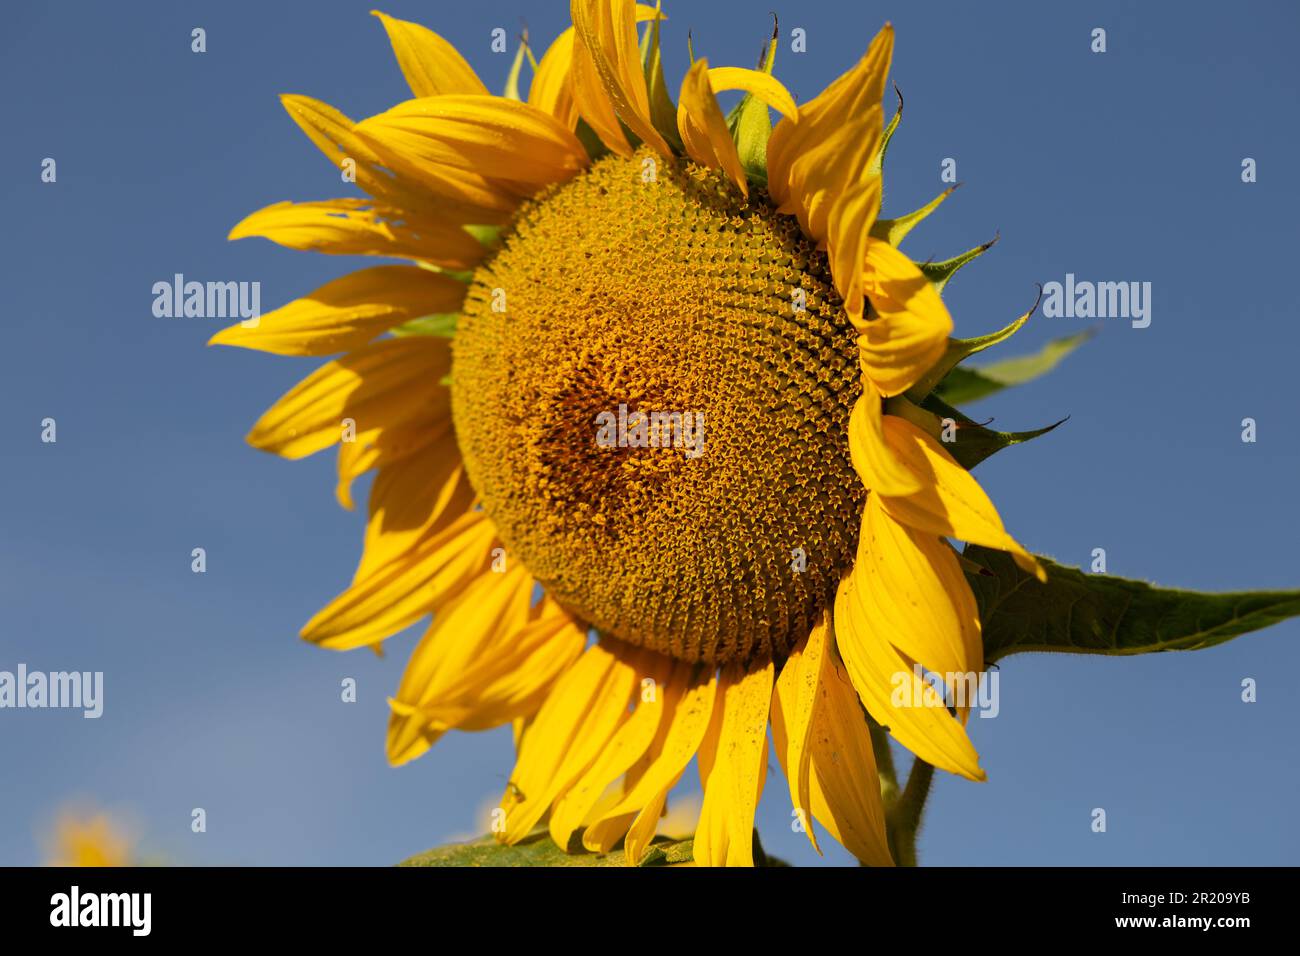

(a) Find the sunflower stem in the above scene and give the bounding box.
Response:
[887,758,935,867]
[867,716,899,806]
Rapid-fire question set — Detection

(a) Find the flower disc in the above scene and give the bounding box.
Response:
[452,149,865,664]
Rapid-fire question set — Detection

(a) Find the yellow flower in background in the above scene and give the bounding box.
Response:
[213,0,1043,866]
[45,809,133,867]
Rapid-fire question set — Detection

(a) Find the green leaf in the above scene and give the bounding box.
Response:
[964,546,1300,663]
[391,313,458,338]
[400,830,792,867]
[400,833,698,867]
[935,329,1095,406]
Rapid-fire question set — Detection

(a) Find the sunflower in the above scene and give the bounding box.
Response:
[212,1,1044,867]
[45,810,133,867]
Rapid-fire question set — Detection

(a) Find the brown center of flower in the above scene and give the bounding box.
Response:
[451,148,865,665]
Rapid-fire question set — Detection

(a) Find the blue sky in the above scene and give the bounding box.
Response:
[2,0,1297,866]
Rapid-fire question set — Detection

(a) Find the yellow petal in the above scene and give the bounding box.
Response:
[208,266,465,356]
[356,95,588,195]
[766,24,893,243]
[512,716,530,753]
[229,199,486,268]
[278,95,399,199]
[566,33,628,154]
[370,10,488,97]
[528,28,579,128]
[356,429,475,579]
[245,337,449,460]
[445,598,588,731]
[772,612,894,864]
[622,786,673,865]
[827,175,882,323]
[548,648,674,847]
[705,67,798,121]
[583,661,717,858]
[856,239,952,396]
[854,494,983,702]
[848,384,921,497]
[569,0,670,158]
[282,93,518,224]
[385,561,534,765]
[770,611,830,854]
[804,640,895,865]
[335,419,442,510]
[300,511,498,650]
[529,6,663,130]
[834,556,985,781]
[498,640,639,843]
[676,58,747,196]
[877,416,1045,579]
[693,660,773,867]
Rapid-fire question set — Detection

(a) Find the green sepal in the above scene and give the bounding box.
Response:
[869,86,903,177]
[726,16,780,187]
[911,392,1066,470]
[917,234,998,295]
[906,283,1031,401]
[575,118,610,162]
[965,546,1300,664]
[391,314,458,338]
[464,223,503,248]
[871,184,957,247]
[413,261,475,284]
[935,328,1095,406]
[640,2,684,153]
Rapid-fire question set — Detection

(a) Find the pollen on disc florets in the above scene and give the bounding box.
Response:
[451,147,865,665]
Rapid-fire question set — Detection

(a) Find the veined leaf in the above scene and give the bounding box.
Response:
[935,329,1095,405]
[964,546,1300,663]
[400,830,790,866]
[400,833,697,867]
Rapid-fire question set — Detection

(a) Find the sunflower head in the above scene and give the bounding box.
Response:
[213,0,1046,867]
[454,146,865,664]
